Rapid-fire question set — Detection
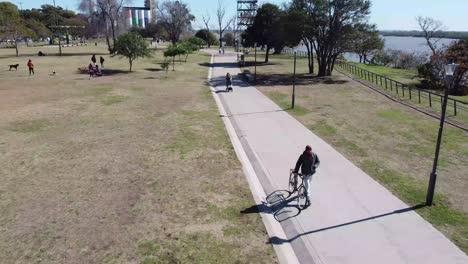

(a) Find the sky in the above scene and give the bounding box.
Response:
[15,0,468,31]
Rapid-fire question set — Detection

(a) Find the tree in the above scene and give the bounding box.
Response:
[201,11,211,31]
[164,44,187,70]
[244,3,285,63]
[0,2,33,56]
[283,3,315,73]
[417,16,445,57]
[157,0,195,44]
[24,19,51,40]
[113,32,152,72]
[215,0,235,48]
[223,33,235,46]
[308,0,373,76]
[78,0,132,52]
[416,16,447,92]
[352,26,384,64]
[445,39,468,95]
[195,29,218,47]
[178,41,199,61]
[187,36,206,48]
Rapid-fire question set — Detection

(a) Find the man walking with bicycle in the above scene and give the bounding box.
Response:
[294,145,320,206]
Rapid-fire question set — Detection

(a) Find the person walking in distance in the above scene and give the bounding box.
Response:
[225,73,233,92]
[27,59,34,76]
[100,56,105,69]
[293,145,320,206]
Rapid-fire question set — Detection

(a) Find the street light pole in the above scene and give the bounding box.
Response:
[426,63,458,206]
[292,50,297,109]
[254,43,257,82]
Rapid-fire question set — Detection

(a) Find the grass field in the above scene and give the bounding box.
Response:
[345,62,468,104]
[242,53,468,253]
[0,45,276,263]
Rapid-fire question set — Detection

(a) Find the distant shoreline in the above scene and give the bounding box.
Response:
[379,30,468,40]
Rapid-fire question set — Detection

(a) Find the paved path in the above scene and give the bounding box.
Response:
[209,51,467,264]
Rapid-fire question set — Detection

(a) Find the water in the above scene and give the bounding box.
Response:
[294,36,457,62]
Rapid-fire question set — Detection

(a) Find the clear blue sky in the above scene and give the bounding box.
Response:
[14,0,468,31]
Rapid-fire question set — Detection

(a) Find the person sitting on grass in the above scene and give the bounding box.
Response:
[94,65,103,77]
[88,63,95,80]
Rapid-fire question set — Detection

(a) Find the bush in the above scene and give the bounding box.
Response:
[195,29,219,47]
[187,37,206,48]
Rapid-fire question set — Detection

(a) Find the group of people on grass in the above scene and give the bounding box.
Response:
[88,54,105,80]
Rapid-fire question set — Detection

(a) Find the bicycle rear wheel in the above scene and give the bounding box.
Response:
[289,171,298,193]
[297,185,307,209]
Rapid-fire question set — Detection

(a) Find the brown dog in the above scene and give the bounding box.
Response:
[9,64,19,71]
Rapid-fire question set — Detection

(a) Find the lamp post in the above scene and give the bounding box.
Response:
[292,50,297,109]
[254,43,257,82]
[426,62,459,206]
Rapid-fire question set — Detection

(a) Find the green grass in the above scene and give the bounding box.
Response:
[349,62,419,86]
[311,120,338,137]
[377,109,417,123]
[267,91,309,116]
[8,119,50,133]
[338,63,468,124]
[101,95,129,105]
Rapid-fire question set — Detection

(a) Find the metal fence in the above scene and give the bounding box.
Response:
[335,61,468,117]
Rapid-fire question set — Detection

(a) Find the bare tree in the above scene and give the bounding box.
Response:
[417,16,445,57]
[201,12,211,31]
[157,0,195,44]
[79,0,131,52]
[96,0,130,52]
[216,0,235,48]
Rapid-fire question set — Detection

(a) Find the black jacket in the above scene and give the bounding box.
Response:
[294,151,320,175]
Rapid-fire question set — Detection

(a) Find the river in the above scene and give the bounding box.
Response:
[294,36,457,62]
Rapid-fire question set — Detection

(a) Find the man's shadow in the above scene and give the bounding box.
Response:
[241,190,304,222]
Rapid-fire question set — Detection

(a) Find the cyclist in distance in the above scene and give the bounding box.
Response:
[293,145,320,205]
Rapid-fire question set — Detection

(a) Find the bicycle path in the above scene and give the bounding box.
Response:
[208,51,467,264]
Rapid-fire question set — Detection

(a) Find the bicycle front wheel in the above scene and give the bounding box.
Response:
[289,171,298,193]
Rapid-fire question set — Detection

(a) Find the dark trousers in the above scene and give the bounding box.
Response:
[29,67,34,75]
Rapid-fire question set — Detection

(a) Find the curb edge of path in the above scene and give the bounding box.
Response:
[207,54,300,264]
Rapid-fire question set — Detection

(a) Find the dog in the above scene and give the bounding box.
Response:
[9,64,19,71]
[226,84,233,92]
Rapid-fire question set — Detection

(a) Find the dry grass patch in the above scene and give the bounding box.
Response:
[0,45,275,263]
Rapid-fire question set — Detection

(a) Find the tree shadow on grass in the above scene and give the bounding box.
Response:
[145,68,163,72]
[254,73,349,88]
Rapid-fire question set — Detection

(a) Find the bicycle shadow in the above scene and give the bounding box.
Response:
[240,190,303,222]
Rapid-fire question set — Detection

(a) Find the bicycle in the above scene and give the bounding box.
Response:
[289,169,310,209]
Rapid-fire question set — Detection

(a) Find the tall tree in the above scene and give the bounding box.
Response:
[215,0,235,48]
[307,0,372,76]
[0,2,33,56]
[157,0,195,44]
[243,3,285,63]
[352,25,384,63]
[282,6,315,73]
